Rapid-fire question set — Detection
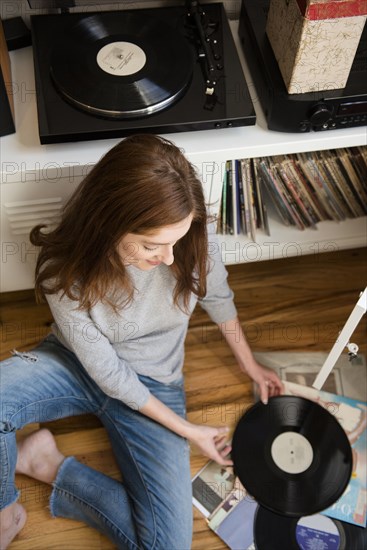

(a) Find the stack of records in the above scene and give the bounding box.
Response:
[218,159,269,240]
[218,146,367,239]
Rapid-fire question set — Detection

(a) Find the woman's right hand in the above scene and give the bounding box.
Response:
[185,423,233,466]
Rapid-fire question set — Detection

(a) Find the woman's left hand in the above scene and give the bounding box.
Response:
[244,361,283,404]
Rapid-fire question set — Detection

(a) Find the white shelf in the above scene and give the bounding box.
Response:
[0,20,366,291]
[217,217,367,264]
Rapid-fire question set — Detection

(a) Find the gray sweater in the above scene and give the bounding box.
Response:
[47,234,237,410]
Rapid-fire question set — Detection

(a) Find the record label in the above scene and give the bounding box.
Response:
[96,42,146,76]
[296,515,340,550]
[271,431,314,474]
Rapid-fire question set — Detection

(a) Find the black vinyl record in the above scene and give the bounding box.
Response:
[232,396,353,517]
[50,13,194,118]
[254,505,367,550]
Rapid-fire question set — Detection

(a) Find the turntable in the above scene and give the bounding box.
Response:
[29,1,256,144]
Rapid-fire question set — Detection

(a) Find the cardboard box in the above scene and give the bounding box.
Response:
[266,0,367,94]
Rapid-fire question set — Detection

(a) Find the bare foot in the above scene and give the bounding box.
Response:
[16,429,65,485]
[0,502,27,550]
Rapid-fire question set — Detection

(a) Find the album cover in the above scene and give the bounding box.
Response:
[282,381,367,528]
[253,351,367,402]
[240,159,256,240]
[192,461,256,550]
[192,459,236,518]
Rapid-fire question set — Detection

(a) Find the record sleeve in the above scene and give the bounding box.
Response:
[192,460,256,550]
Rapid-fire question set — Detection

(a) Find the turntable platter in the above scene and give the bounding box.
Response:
[50,13,194,119]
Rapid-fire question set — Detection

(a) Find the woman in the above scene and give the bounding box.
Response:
[0,135,282,549]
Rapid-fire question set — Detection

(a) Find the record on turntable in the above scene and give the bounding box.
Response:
[30,3,256,144]
[49,12,194,119]
[231,395,353,517]
[254,505,367,550]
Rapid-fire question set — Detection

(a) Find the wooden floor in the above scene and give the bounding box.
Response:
[1,247,366,549]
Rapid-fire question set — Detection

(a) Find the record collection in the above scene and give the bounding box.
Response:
[218,146,367,237]
[192,385,367,549]
[29,2,256,144]
[230,395,367,549]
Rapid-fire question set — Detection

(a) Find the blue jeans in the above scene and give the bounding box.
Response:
[0,335,193,549]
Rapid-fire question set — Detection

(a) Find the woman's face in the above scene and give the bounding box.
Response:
[118,214,193,271]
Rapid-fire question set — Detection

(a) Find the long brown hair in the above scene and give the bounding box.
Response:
[30,134,208,311]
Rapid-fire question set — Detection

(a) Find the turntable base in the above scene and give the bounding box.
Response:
[30,3,256,144]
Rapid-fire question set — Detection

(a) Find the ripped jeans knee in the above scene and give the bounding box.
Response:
[11,349,38,363]
[0,421,16,435]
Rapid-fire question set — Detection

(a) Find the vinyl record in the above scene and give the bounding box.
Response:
[232,396,352,517]
[253,505,367,550]
[50,12,194,118]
